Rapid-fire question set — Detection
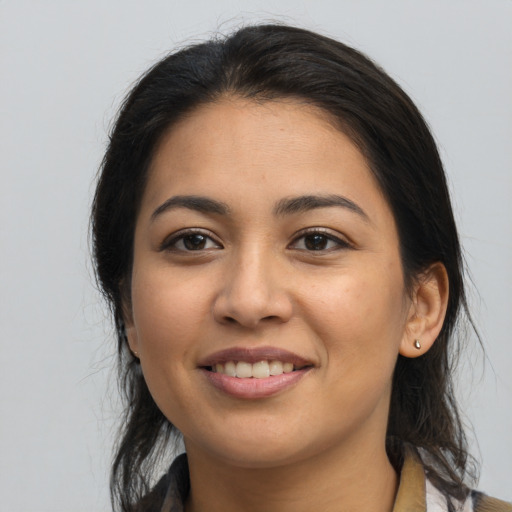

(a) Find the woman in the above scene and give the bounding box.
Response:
[91,24,511,512]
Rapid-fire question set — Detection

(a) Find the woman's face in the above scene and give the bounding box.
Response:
[126,98,415,468]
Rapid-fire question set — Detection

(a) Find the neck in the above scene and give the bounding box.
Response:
[184,439,398,512]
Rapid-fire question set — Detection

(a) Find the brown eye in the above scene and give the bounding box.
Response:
[304,234,329,251]
[183,234,208,250]
[162,230,222,252]
[290,229,351,252]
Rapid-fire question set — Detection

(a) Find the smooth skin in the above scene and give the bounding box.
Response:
[125,97,449,512]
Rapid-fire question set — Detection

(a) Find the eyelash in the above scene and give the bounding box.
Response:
[289,228,352,252]
[160,229,222,252]
[160,228,351,253]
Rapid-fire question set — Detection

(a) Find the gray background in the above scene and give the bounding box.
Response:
[1,1,510,510]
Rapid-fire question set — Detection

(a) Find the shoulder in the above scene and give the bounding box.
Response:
[135,453,189,512]
[133,473,172,512]
[397,446,511,512]
[426,480,512,512]
[471,491,512,512]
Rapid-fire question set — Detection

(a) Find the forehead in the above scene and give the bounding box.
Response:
[142,97,390,222]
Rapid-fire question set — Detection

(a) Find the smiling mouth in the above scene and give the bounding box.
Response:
[199,348,314,398]
[205,360,312,379]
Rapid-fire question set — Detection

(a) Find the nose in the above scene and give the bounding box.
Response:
[212,248,293,329]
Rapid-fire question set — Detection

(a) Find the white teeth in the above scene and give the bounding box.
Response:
[235,361,253,378]
[224,361,237,377]
[283,362,294,373]
[211,360,303,378]
[252,361,270,379]
[269,360,283,376]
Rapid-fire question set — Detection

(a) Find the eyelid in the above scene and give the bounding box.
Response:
[159,228,223,252]
[159,227,351,252]
[288,227,353,251]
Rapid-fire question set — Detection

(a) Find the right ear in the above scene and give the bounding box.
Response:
[399,262,449,359]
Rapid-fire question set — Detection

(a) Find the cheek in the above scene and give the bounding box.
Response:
[130,267,211,363]
[129,269,212,427]
[300,260,407,365]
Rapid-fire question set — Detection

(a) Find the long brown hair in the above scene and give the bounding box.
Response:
[91,23,477,511]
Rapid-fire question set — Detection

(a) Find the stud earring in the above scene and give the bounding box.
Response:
[414,339,421,350]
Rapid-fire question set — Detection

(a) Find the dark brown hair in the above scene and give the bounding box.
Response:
[91,23,477,511]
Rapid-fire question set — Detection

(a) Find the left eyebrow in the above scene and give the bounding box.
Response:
[273,194,370,222]
[151,195,230,221]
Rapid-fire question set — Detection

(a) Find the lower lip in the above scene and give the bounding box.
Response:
[200,368,311,399]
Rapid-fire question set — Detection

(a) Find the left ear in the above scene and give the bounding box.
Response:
[400,262,449,358]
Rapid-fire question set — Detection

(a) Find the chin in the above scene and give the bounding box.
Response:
[185,425,315,469]
[209,442,311,470]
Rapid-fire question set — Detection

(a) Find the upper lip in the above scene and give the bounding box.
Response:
[197,346,314,368]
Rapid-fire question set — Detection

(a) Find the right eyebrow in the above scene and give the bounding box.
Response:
[273,194,370,223]
[151,195,230,221]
